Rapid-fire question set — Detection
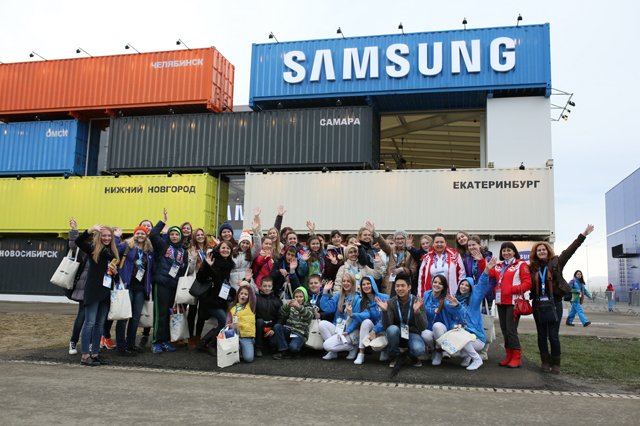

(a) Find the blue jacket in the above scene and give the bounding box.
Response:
[352,275,390,334]
[423,289,461,331]
[117,241,154,296]
[149,220,189,289]
[320,291,361,334]
[452,275,489,343]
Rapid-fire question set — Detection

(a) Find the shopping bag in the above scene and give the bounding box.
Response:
[482,299,495,344]
[279,278,293,303]
[139,298,154,328]
[175,268,197,305]
[50,249,80,289]
[108,281,132,320]
[304,319,324,350]
[217,327,240,368]
[362,334,388,350]
[436,326,473,356]
[169,303,189,342]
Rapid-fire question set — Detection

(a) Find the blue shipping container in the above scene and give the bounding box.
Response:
[0,119,100,176]
[249,24,551,111]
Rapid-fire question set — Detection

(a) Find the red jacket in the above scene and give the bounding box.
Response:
[418,247,466,296]
[253,254,273,290]
[489,259,532,305]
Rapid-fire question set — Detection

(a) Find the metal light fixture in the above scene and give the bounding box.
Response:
[385,167,392,173]
[114,173,120,178]
[35,115,41,121]
[322,167,329,173]
[462,18,467,30]
[176,39,190,50]
[398,23,404,34]
[517,14,523,27]
[519,162,525,170]
[29,51,47,61]
[16,175,21,180]
[277,102,283,109]
[451,165,457,171]
[268,32,279,43]
[64,173,70,179]
[568,101,576,107]
[336,99,342,106]
[125,44,141,54]
[337,27,345,39]
[262,168,272,175]
[76,47,93,57]
[117,111,124,117]
[167,172,172,177]
[168,108,174,114]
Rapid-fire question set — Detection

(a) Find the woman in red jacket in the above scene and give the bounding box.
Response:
[488,242,532,368]
[418,233,466,297]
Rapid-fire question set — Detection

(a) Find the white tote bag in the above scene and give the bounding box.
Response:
[169,303,189,342]
[362,334,388,350]
[50,249,80,289]
[139,298,154,329]
[217,327,240,368]
[175,268,197,305]
[482,299,496,344]
[108,281,132,320]
[304,319,324,350]
[436,326,473,356]
[279,278,293,303]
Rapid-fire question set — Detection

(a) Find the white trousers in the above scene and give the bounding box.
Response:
[358,319,386,351]
[319,320,353,353]
[420,322,447,350]
[459,339,485,361]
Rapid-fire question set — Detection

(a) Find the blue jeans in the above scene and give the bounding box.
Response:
[609,299,614,310]
[115,287,145,350]
[568,302,588,325]
[70,300,85,344]
[273,323,305,353]
[81,299,110,355]
[533,300,563,357]
[239,337,254,362]
[386,325,425,357]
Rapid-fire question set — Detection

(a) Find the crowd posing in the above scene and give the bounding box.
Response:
[65,206,594,374]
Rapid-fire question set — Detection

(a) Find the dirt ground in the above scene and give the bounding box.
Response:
[0,312,75,353]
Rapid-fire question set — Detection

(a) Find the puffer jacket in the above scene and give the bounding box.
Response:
[149,220,189,289]
[117,239,155,296]
[352,276,390,334]
[229,232,261,292]
[333,256,384,295]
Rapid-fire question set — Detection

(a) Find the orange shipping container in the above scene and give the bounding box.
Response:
[0,47,234,123]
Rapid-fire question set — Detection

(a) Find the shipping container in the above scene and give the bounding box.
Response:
[107,106,380,173]
[0,47,234,123]
[0,120,100,176]
[243,168,555,237]
[0,237,68,296]
[249,24,551,111]
[0,174,228,237]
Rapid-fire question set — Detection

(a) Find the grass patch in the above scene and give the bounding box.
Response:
[518,333,640,390]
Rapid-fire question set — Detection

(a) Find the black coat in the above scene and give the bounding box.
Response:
[74,230,118,305]
[196,251,235,311]
[256,292,282,322]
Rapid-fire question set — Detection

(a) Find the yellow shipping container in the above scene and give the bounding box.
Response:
[0,174,228,237]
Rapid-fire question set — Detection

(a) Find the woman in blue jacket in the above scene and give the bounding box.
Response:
[420,274,461,365]
[319,274,362,360]
[450,256,498,371]
[351,275,390,364]
[149,208,189,354]
[114,225,154,356]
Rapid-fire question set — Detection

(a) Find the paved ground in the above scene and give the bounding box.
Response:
[1,361,638,426]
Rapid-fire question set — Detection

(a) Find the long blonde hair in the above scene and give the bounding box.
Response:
[267,227,282,255]
[92,226,120,264]
[338,273,357,314]
[125,234,153,254]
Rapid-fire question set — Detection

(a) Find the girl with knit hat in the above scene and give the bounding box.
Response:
[229,220,262,293]
[114,224,155,356]
[333,245,384,294]
[216,221,237,248]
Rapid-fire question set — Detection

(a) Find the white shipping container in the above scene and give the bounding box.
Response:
[244,168,555,240]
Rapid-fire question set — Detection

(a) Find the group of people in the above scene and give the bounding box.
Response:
[65,205,594,374]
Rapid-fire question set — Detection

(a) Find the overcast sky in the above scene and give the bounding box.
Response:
[2,0,638,288]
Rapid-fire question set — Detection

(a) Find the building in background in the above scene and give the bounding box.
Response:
[606,167,640,301]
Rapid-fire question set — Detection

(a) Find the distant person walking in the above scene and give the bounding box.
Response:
[606,283,614,311]
[566,270,593,327]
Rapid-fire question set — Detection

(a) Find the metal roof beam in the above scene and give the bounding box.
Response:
[380,112,481,139]
[383,134,479,144]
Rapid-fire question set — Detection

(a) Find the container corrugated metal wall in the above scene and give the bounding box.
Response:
[107,106,379,172]
[243,168,555,236]
[0,47,234,122]
[249,24,550,110]
[0,174,226,237]
[0,237,68,295]
[0,120,100,176]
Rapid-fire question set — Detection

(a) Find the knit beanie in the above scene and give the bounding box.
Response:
[168,226,182,239]
[219,221,234,236]
[238,230,252,244]
[133,226,148,236]
[394,229,408,240]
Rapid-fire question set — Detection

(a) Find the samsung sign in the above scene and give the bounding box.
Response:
[249,25,551,103]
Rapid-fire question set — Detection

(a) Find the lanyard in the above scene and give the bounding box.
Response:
[349,265,360,278]
[397,296,412,325]
[137,250,144,262]
[498,259,514,289]
[395,250,405,266]
[198,249,205,261]
[538,266,548,295]
[234,304,244,315]
[472,259,477,276]
[170,246,184,263]
[311,293,319,305]
[433,252,447,269]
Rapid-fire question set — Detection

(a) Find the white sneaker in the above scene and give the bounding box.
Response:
[346,348,358,360]
[323,351,338,360]
[442,352,451,359]
[467,358,483,371]
[432,351,443,366]
[460,355,471,367]
[69,342,77,355]
[354,353,365,364]
[379,349,389,362]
